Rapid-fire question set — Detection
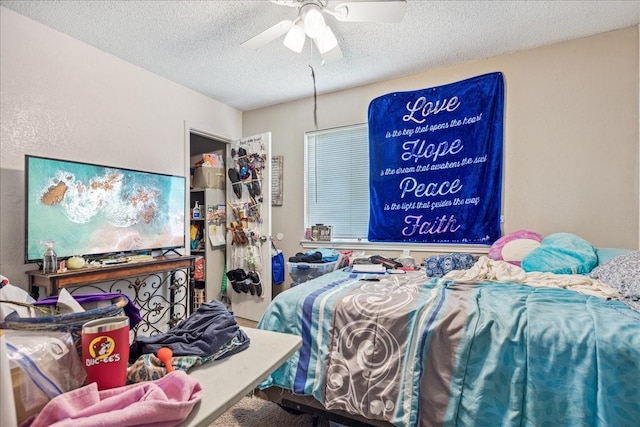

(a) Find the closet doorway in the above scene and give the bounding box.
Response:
[189,131,228,308]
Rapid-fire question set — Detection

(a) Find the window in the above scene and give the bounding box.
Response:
[305,124,369,241]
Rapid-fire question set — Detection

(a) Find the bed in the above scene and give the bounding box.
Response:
[255,247,640,426]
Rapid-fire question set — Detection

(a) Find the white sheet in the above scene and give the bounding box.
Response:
[443,256,621,299]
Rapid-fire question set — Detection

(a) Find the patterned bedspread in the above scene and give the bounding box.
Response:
[257,269,640,427]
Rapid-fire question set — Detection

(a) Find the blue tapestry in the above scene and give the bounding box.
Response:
[368,72,504,244]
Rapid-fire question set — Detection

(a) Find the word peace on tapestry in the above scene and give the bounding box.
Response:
[367,72,504,244]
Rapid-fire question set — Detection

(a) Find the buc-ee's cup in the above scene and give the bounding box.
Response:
[81,316,130,390]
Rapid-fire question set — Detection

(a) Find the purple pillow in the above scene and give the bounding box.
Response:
[488,230,543,266]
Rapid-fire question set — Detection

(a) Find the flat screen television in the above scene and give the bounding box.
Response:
[25,155,186,263]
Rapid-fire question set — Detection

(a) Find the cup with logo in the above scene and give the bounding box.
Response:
[81,316,130,390]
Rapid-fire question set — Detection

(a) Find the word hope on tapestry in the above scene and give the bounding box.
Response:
[367,72,504,244]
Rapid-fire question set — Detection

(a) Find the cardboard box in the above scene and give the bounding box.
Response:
[193,167,225,189]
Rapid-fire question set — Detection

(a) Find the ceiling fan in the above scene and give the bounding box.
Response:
[241,0,408,63]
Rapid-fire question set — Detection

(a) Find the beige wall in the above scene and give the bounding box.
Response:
[0,8,243,283]
[243,27,639,287]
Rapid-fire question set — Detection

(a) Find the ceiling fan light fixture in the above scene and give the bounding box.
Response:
[301,3,326,39]
[283,22,306,53]
[316,25,338,54]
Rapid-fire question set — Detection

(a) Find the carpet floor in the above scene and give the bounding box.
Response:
[210,321,332,426]
[209,396,331,427]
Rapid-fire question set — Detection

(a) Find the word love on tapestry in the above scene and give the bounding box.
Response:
[367,72,504,244]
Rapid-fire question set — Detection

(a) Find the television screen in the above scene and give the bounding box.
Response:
[25,155,186,263]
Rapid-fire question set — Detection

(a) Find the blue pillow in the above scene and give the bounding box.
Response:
[595,248,632,265]
[425,253,475,278]
[589,251,640,311]
[521,233,598,274]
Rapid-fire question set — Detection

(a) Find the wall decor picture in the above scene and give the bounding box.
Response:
[367,72,504,244]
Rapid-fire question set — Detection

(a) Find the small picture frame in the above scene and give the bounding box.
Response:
[271,155,283,206]
[311,224,332,241]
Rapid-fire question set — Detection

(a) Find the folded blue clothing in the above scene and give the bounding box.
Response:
[129,300,249,362]
[306,248,339,262]
[289,249,339,263]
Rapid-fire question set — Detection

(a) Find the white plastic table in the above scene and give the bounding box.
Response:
[178,327,302,427]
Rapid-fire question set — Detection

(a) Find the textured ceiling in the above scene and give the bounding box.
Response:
[1,1,639,111]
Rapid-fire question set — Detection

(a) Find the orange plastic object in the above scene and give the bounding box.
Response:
[157,347,174,373]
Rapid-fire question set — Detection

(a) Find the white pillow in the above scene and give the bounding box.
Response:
[501,239,541,264]
[488,229,543,266]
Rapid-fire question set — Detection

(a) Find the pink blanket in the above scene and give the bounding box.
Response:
[23,370,202,427]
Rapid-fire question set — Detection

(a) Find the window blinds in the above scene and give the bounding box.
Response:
[305,124,370,240]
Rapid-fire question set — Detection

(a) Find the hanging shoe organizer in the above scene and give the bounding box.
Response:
[226,141,266,298]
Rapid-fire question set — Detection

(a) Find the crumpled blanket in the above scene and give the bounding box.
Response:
[443,256,621,299]
[22,370,202,427]
[129,300,249,362]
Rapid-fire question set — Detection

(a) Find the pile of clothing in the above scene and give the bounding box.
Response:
[288,248,339,263]
[128,300,250,382]
[15,299,249,426]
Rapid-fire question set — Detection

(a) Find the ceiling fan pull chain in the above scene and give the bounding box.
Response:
[308,64,318,129]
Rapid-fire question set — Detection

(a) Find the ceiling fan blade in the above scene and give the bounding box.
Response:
[270,0,300,8]
[331,0,408,23]
[241,20,294,49]
[320,43,343,65]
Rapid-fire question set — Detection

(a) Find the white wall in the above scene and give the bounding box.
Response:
[243,27,640,289]
[0,8,242,284]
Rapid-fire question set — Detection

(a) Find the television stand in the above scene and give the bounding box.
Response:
[26,255,196,337]
[162,248,183,256]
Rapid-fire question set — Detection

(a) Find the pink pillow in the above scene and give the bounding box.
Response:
[488,230,543,266]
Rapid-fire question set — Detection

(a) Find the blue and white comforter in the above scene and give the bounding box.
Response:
[257,269,640,426]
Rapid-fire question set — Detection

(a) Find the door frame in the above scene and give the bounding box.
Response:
[183,121,232,252]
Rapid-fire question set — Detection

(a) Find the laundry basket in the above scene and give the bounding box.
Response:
[0,295,128,354]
